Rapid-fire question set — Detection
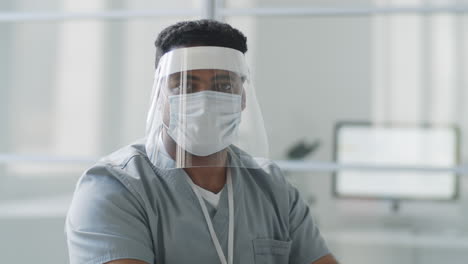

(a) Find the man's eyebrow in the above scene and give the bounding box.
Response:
[211,74,239,81]
[169,73,201,81]
[185,74,201,81]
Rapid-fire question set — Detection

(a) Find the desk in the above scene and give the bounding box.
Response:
[325,228,468,249]
[324,228,468,264]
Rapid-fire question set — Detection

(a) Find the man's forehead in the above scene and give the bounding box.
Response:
[168,69,242,80]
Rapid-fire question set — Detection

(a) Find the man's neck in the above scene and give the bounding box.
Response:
[184,166,227,193]
[162,129,229,193]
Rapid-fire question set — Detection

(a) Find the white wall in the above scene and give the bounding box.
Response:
[2,0,468,263]
[234,0,468,262]
[0,1,198,264]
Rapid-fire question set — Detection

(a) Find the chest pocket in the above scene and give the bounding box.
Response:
[253,239,292,264]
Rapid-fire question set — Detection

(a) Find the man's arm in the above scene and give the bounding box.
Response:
[66,166,155,264]
[312,254,339,264]
[104,255,338,264]
[105,259,149,264]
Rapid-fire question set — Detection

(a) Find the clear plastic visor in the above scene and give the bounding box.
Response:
[145,46,269,169]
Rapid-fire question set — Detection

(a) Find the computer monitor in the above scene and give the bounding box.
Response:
[333,122,460,201]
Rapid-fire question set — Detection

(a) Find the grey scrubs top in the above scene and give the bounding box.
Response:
[65,140,330,264]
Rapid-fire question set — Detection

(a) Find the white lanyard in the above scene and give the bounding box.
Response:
[187,171,234,264]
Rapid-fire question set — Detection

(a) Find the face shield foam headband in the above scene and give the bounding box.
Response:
[155,46,249,79]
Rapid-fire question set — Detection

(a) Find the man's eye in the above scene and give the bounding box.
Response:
[217,83,232,91]
[171,85,195,94]
[169,83,180,91]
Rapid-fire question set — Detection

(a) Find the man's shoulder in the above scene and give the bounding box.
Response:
[254,158,284,178]
[231,146,283,178]
[79,139,157,192]
[242,158,291,195]
[99,138,149,169]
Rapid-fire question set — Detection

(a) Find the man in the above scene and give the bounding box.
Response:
[66,19,338,264]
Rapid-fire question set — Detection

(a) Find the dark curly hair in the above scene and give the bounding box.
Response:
[154,19,247,68]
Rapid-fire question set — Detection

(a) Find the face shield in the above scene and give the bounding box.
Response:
[145,46,269,169]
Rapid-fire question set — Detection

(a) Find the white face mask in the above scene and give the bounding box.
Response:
[165,90,242,156]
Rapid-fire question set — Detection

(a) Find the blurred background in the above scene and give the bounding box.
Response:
[1,0,468,263]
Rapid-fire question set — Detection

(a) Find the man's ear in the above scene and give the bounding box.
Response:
[241,88,246,110]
